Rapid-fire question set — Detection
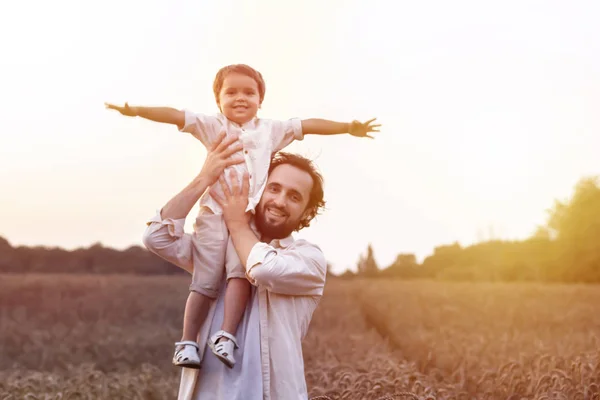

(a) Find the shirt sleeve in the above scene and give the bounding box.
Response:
[179,109,223,148]
[141,210,194,275]
[271,118,304,153]
[245,240,326,296]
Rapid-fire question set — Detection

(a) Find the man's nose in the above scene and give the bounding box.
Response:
[272,193,286,208]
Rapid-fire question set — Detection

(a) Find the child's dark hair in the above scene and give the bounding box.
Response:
[269,152,326,230]
[213,64,266,106]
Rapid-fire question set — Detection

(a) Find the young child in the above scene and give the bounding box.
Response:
[105,64,380,369]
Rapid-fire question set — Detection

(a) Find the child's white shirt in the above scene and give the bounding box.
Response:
[179,110,304,214]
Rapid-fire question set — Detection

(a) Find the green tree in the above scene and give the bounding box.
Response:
[545,176,600,282]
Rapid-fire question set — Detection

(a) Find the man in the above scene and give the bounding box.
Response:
[142,132,328,400]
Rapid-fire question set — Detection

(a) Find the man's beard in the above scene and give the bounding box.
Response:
[254,204,300,240]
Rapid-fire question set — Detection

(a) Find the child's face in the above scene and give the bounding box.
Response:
[218,72,261,125]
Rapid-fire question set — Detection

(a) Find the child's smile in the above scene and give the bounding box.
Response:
[219,72,261,125]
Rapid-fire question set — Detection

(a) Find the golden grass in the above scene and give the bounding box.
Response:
[1,274,599,399]
[358,280,600,399]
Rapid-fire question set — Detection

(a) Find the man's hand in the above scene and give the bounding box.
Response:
[159,131,243,221]
[105,102,137,117]
[212,169,251,230]
[349,118,381,139]
[199,131,244,186]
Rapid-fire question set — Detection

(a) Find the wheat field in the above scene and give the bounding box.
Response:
[1,274,599,399]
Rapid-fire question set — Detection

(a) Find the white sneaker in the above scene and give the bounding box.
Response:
[172,341,201,369]
[208,330,239,369]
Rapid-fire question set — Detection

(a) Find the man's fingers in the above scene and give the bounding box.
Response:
[365,134,374,139]
[241,172,250,197]
[219,175,231,197]
[210,131,228,152]
[215,135,239,156]
[227,169,240,194]
[217,132,238,153]
[212,131,236,153]
[365,118,377,125]
[222,141,243,159]
[211,188,225,206]
[226,156,245,168]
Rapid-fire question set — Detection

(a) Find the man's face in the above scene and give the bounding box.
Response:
[255,164,313,240]
[218,72,261,125]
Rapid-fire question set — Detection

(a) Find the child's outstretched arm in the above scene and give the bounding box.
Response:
[301,118,381,139]
[105,102,185,130]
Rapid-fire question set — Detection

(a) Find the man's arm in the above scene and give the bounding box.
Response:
[245,240,327,296]
[224,218,326,296]
[105,102,185,130]
[227,221,261,267]
[301,117,380,139]
[142,133,244,272]
[160,174,212,221]
[142,213,195,275]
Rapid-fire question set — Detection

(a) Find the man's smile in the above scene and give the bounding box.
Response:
[266,207,287,219]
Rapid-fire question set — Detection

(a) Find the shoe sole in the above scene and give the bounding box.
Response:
[174,361,202,369]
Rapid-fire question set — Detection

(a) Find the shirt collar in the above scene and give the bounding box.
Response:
[219,113,258,130]
[270,234,294,248]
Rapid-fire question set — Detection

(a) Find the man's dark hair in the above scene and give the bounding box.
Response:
[268,152,326,230]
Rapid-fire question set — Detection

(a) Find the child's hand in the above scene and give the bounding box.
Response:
[349,118,381,139]
[105,102,137,117]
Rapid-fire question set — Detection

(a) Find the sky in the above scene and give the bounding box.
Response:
[1,0,599,274]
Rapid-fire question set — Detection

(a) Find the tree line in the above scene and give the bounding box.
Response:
[2,176,599,283]
[0,240,183,275]
[351,176,600,283]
